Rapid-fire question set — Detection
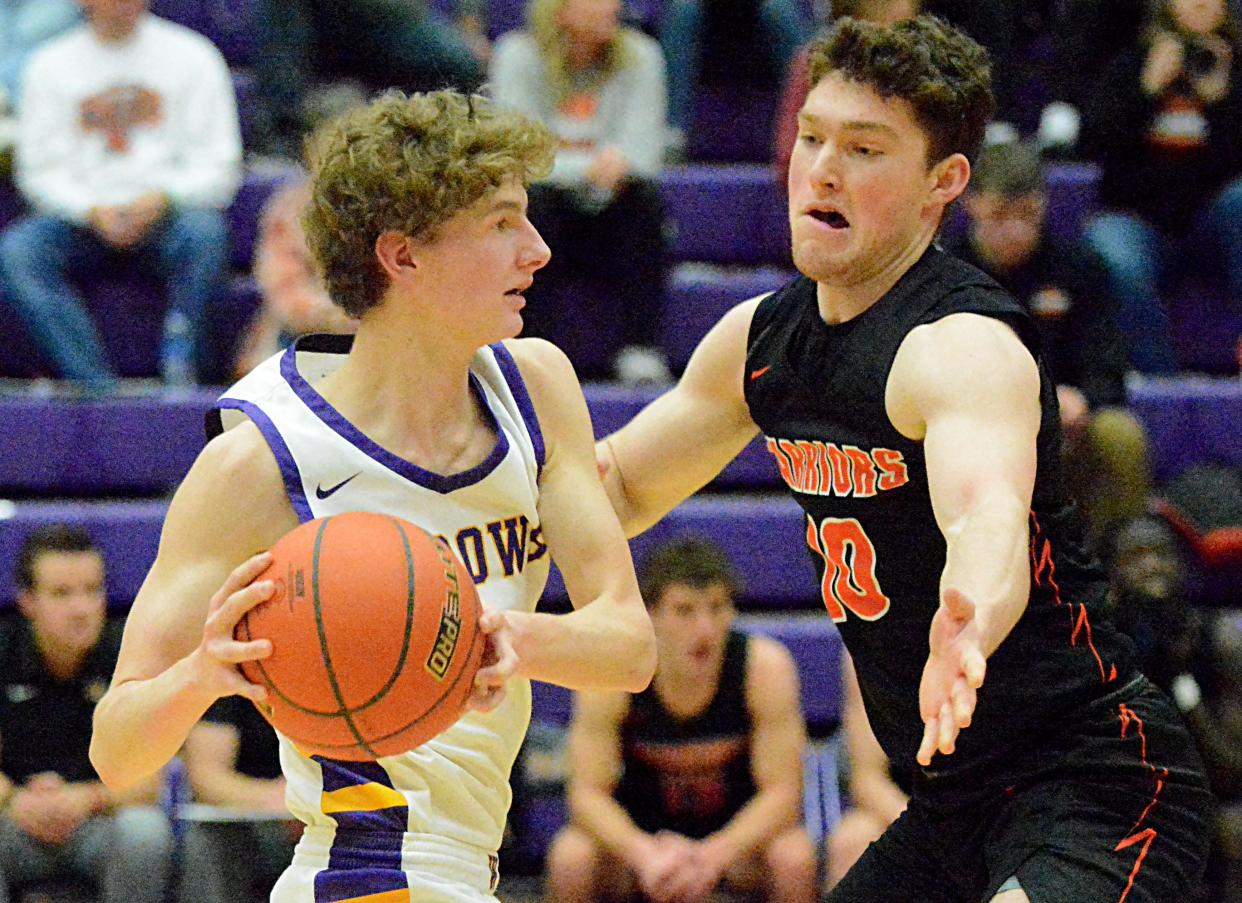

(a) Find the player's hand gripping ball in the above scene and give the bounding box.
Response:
[235,512,484,760]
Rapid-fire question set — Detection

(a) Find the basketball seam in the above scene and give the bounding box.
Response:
[274,591,484,753]
[311,516,379,758]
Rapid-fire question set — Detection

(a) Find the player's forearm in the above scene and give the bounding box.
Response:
[703,783,801,865]
[568,785,654,867]
[510,600,656,693]
[89,654,219,792]
[940,497,1031,655]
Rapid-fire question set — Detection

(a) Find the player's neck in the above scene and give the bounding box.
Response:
[816,229,935,325]
[318,320,486,452]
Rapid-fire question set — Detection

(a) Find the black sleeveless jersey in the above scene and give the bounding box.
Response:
[744,247,1136,781]
[615,630,756,837]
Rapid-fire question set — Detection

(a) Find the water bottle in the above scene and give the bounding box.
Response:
[160,310,195,390]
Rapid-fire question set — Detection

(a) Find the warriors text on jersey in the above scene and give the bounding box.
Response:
[743,247,1136,780]
[209,334,550,900]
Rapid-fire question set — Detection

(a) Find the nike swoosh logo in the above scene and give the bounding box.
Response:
[750,366,772,381]
[315,472,360,500]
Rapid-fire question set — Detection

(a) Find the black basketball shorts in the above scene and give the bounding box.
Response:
[826,676,1212,902]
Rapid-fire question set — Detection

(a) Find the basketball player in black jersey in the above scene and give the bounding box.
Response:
[597,16,1211,903]
[545,537,817,903]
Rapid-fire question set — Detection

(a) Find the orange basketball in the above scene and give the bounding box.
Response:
[235,511,484,760]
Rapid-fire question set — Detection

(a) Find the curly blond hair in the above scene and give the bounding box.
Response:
[302,90,556,317]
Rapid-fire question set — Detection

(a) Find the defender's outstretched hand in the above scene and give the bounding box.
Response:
[916,588,987,766]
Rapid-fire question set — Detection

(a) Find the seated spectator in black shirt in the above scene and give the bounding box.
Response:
[949,140,1150,548]
[0,525,172,903]
[544,537,817,903]
[178,695,297,903]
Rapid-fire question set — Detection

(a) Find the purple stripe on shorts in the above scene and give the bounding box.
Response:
[214,399,312,523]
[313,866,408,902]
[314,757,395,792]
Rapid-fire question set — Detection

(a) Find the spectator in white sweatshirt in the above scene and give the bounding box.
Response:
[0,0,241,391]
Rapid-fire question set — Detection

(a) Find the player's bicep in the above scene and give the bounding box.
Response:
[605,298,762,528]
[892,315,1040,534]
[112,426,295,686]
[511,339,640,610]
[746,637,806,793]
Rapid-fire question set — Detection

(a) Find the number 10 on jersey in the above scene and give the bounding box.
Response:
[806,515,891,622]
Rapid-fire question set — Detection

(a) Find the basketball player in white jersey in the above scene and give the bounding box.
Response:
[88,90,657,903]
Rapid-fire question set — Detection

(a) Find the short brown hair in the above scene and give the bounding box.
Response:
[807,15,995,166]
[638,537,741,610]
[302,90,556,317]
[16,525,100,591]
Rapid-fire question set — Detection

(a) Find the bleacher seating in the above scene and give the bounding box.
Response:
[2,156,1239,379]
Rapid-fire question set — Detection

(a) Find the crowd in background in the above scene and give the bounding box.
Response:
[0,0,1241,901]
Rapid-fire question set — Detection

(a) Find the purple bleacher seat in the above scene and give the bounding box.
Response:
[229,161,305,270]
[1169,276,1241,376]
[486,0,526,38]
[541,494,817,609]
[150,0,258,68]
[0,391,214,496]
[1127,378,1242,484]
[663,264,793,369]
[0,500,166,610]
[0,494,815,610]
[532,614,843,730]
[661,164,790,265]
[687,81,782,165]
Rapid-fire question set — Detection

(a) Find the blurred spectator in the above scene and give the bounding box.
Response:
[177,695,298,903]
[0,0,241,392]
[233,177,357,378]
[0,525,172,903]
[1052,0,1145,113]
[490,0,671,384]
[948,140,1149,547]
[823,656,907,891]
[660,0,809,154]
[544,537,817,903]
[773,0,920,188]
[1107,515,1242,902]
[233,87,364,379]
[253,0,486,158]
[1079,0,1242,374]
[923,1,1061,135]
[0,0,79,110]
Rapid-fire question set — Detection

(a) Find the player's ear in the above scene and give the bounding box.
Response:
[374,230,417,281]
[928,152,970,209]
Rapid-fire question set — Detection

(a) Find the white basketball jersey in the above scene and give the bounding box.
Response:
[214,335,550,858]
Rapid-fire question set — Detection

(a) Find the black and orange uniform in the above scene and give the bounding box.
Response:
[615,630,755,838]
[745,246,1210,902]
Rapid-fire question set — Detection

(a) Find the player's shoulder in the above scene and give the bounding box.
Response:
[192,418,286,500]
[498,337,580,406]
